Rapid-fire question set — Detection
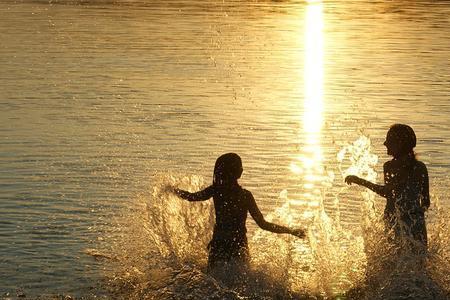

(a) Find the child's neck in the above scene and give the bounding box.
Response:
[216,180,239,187]
[393,153,414,161]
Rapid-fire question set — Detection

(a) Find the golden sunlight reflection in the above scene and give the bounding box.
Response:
[303,2,324,136]
[289,2,324,221]
[290,2,324,177]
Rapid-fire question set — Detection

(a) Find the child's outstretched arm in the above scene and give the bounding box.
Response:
[344,175,390,198]
[345,160,412,199]
[166,185,214,202]
[246,191,305,238]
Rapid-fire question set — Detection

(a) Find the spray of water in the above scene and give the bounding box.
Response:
[336,136,450,300]
[93,136,449,299]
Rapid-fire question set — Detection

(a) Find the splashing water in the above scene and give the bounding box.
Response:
[99,174,224,299]
[337,136,450,300]
[247,136,377,297]
[94,136,450,299]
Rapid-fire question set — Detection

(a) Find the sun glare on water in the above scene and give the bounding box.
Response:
[305,0,322,4]
[290,2,325,197]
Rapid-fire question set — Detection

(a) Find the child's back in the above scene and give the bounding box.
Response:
[168,153,305,272]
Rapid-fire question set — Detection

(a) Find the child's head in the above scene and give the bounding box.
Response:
[213,153,243,185]
[384,124,416,158]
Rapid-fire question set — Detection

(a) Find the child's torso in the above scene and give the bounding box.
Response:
[384,158,425,215]
[212,185,248,233]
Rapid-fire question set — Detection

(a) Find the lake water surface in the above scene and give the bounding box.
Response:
[1,0,449,298]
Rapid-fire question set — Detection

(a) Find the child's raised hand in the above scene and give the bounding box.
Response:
[345,175,360,185]
[290,228,306,239]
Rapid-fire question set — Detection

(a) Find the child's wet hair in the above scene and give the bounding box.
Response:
[386,124,417,155]
[213,153,243,185]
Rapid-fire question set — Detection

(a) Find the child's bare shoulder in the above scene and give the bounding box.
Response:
[414,160,428,172]
[242,188,253,197]
[240,188,254,201]
[383,160,394,169]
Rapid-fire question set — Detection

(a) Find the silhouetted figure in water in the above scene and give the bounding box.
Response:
[345,124,430,253]
[166,153,305,272]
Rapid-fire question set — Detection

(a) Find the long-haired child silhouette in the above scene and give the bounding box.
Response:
[345,124,430,253]
[166,153,305,272]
